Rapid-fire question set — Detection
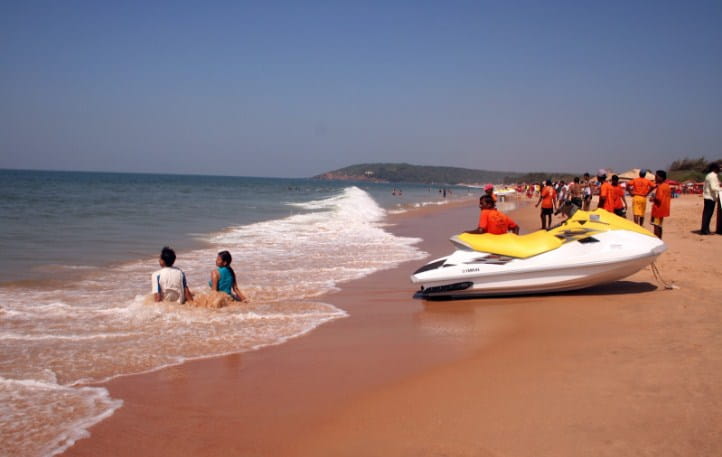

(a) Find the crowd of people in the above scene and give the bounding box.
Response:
[472,163,722,241]
[524,169,671,237]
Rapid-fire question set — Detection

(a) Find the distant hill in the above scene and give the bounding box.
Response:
[312,163,576,185]
[312,163,524,185]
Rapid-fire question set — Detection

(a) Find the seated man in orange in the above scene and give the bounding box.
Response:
[468,195,520,234]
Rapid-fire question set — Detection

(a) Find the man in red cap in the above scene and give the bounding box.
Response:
[484,184,497,203]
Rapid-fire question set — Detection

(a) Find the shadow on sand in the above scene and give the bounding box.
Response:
[690,229,722,236]
[414,280,658,302]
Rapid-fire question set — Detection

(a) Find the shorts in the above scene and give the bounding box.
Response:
[632,195,647,217]
[541,207,553,216]
[652,217,664,227]
[571,197,583,208]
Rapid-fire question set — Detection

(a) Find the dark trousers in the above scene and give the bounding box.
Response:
[701,198,716,234]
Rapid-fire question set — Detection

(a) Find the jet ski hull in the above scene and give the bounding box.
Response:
[412,228,667,299]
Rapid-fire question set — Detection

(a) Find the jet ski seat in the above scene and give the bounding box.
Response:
[452,230,563,259]
[451,209,657,259]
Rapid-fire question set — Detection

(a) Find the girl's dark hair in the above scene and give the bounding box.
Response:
[218,250,237,286]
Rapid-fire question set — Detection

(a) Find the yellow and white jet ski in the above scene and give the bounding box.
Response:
[411,209,666,299]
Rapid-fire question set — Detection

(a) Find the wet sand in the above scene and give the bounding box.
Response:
[65,194,722,457]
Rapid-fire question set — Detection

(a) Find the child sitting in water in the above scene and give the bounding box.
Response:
[210,250,248,302]
[152,246,194,304]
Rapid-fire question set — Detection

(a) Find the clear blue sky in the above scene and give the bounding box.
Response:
[2,1,720,177]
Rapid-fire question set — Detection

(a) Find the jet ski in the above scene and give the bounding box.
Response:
[411,209,667,299]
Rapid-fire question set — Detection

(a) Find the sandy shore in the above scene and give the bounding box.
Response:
[65,194,722,457]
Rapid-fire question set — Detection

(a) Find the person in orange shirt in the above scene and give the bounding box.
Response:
[628,169,656,226]
[651,169,671,239]
[596,174,615,213]
[535,179,557,230]
[611,175,628,217]
[469,195,519,234]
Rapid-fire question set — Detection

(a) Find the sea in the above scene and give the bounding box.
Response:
[0,169,479,457]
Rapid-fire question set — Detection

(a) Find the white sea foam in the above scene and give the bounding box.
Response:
[0,186,426,457]
[0,376,122,457]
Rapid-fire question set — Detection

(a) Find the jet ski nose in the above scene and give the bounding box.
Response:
[652,244,667,256]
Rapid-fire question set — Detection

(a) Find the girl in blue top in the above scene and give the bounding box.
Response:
[210,250,247,302]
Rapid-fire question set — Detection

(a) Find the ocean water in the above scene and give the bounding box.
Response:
[0,169,476,457]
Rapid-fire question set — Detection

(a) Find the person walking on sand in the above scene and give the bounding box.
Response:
[568,176,583,210]
[535,179,557,230]
[651,170,671,239]
[210,250,248,302]
[152,246,194,304]
[700,162,721,235]
[628,169,656,226]
[468,195,519,234]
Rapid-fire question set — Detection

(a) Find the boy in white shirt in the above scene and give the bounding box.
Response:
[152,246,194,303]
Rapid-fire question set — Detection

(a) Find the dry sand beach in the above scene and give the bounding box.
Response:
[65,194,722,457]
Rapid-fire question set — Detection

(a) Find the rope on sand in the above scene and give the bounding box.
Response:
[651,262,678,290]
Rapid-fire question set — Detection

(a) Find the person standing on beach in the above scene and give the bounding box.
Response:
[152,246,194,304]
[535,179,557,230]
[628,169,656,226]
[581,173,593,211]
[611,175,628,217]
[597,173,615,213]
[468,195,519,234]
[556,180,568,208]
[651,170,671,239]
[568,177,583,210]
[700,162,721,235]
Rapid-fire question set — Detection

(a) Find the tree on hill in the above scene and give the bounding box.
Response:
[668,157,721,182]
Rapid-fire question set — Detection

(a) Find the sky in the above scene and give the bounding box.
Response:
[1,1,721,178]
